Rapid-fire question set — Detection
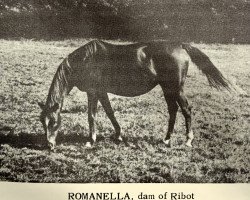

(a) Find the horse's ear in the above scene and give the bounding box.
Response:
[50,103,59,112]
[38,102,45,110]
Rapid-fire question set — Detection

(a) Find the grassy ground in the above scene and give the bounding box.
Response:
[0,39,249,183]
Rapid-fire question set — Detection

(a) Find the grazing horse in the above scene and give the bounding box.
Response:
[38,40,230,150]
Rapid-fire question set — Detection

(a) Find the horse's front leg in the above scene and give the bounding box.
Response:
[86,92,98,147]
[98,92,122,142]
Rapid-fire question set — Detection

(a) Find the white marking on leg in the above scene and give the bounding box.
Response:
[85,142,92,148]
[188,129,194,140]
[92,134,96,143]
[186,129,194,147]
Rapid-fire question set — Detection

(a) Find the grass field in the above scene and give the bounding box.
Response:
[0,39,249,183]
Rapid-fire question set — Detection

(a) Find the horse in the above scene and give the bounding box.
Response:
[38,40,231,151]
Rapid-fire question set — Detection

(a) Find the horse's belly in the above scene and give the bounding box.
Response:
[102,71,157,97]
[108,80,157,97]
[76,77,156,97]
[75,60,158,97]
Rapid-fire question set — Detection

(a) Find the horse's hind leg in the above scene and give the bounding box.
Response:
[176,90,194,147]
[86,92,98,147]
[98,92,122,142]
[161,89,179,147]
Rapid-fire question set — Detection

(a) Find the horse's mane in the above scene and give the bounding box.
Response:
[46,58,72,108]
[45,40,104,108]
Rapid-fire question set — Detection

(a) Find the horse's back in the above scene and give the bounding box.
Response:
[69,39,184,64]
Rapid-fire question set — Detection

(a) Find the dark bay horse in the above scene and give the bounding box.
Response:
[38,40,230,150]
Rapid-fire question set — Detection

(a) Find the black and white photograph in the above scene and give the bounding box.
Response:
[0,0,249,190]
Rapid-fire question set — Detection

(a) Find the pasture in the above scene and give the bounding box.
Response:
[0,39,249,183]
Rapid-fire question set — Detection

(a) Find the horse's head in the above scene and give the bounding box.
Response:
[38,102,61,151]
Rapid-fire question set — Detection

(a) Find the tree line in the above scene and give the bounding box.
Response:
[0,0,249,43]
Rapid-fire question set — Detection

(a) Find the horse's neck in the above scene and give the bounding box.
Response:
[45,82,65,110]
[45,61,71,109]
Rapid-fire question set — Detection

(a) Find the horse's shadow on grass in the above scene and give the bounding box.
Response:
[0,127,182,151]
[0,127,92,150]
[0,131,47,150]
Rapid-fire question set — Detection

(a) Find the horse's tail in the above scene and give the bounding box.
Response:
[182,43,231,91]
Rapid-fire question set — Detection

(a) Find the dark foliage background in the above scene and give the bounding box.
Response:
[0,0,249,42]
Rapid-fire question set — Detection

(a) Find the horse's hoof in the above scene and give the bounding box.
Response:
[48,149,55,154]
[85,142,92,148]
[185,140,192,147]
[163,139,171,147]
[116,136,123,142]
[111,135,123,144]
